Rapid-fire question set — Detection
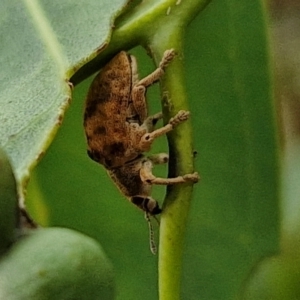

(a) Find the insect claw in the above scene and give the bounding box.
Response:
[169,110,190,127]
[183,172,200,183]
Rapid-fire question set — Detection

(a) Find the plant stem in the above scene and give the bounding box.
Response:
[149,32,196,300]
[144,2,211,299]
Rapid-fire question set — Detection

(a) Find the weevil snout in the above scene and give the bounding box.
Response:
[132,196,162,215]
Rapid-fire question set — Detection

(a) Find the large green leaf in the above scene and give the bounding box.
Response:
[0,148,18,255]
[25,0,280,299]
[0,0,128,190]
[183,0,279,298]
[241,142,300,299]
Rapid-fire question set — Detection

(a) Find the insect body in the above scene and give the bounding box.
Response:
[84,50,175,169]
[84,49,199,252]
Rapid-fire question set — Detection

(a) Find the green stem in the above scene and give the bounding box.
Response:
[149,33,195,300]
[146,2,210,298]
[127,2,210,299]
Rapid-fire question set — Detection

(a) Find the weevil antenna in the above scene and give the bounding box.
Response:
[145,212,157,255]
[153,215,160,226]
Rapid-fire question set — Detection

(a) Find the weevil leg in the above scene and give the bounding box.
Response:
[136,49,176,87]
[138,110,190,151]
[131,49,176,123]
[140,158,200,185]
[131,85,148,122]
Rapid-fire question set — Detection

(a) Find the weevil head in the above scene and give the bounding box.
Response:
[131,196,161,215]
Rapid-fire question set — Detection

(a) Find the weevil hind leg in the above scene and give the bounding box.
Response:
[140,158,200,185]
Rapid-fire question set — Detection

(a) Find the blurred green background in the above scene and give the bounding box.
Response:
[22,0,300,299]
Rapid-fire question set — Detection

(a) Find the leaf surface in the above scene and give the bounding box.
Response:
[0,0,128,189]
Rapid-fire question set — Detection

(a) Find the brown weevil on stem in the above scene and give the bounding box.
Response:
[84,49,199,254]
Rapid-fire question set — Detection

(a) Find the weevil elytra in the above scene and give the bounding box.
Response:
[84,49,199,253]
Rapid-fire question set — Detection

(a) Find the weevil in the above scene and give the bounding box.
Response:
[84,49,199,253]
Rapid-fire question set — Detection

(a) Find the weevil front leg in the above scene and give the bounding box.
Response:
[138,110,190,152]
[131,49,176,122]
[140,158,200,185]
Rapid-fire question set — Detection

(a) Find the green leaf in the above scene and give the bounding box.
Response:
[0,228,114,300]
[0,0,128,191]
[242,143,300,299]
[183,0,280,298]
[0,148,18,256]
